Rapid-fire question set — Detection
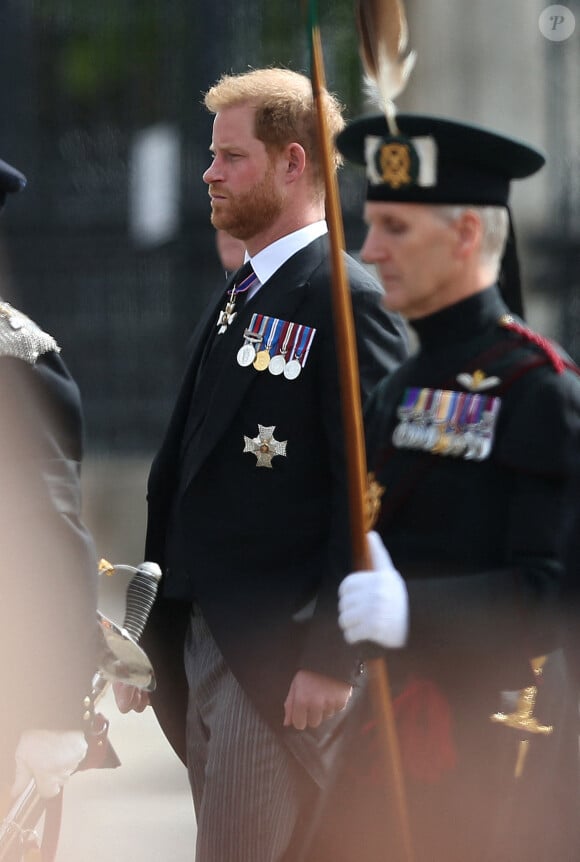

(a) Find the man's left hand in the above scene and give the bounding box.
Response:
[113,682,150,714]
[283,669,352,730]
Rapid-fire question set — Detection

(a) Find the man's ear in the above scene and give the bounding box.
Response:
[454,209,482,259]
[285,143,306,182]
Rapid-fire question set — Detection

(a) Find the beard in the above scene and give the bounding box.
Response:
[209,164,285,240]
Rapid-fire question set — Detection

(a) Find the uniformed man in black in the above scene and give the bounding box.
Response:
[0,158,98,807]
[334,115,580,861]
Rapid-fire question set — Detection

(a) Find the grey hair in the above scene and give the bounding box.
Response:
[435,205,509,277]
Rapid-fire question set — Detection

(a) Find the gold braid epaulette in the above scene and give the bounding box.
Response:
[0,302,60,364]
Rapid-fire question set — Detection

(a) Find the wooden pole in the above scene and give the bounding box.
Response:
[308,11,414,860]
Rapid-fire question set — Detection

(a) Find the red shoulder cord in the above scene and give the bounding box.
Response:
[499,314,579,376]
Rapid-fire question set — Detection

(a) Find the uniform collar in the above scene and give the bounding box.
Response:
[411,285,508,350]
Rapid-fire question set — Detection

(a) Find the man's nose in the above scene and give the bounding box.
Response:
[361,229,387,264]
[203,159,220,185]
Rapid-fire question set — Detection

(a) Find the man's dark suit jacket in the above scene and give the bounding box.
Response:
[143,235,408,761]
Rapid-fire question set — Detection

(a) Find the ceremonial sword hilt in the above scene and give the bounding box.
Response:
[490,687,553,735]
[99,559,162,643]
[93,559,162,701]
[88,560,162,769]
[490,656,552,778]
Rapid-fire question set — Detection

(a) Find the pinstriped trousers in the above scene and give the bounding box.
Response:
[184,608,306,862]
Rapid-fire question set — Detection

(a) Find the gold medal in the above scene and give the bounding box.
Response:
[253,349,271,371]
[253,316,282,371]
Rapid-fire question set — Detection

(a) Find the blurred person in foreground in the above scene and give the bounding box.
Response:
[0,159,98,813]
[561,435,580,692]
[332,112,580,861]
[214,227,246,275]
[115,67,409,861]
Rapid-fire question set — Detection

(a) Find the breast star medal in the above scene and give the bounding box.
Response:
[243,424,287,468]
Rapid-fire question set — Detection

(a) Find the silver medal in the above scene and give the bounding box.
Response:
[284,359,302,380]
[392,422,407,448]
[237,343,257,367]
[462,431,479,460]
[268,354,286,376]
[448,433,467,458]
[407,424,422,449]
[413,424,430,450]
[475,435,492,461]
[422,425,440,451]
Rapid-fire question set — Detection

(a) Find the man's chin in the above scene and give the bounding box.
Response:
[213,218,250,242]
[210,212,232,232]
[380,281,400,300]
[381,289,406,314]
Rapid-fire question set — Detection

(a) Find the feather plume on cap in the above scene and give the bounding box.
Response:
[356,0,416,135]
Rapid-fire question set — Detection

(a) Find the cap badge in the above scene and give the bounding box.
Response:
[365,134,438,189]
[378,139,417,189]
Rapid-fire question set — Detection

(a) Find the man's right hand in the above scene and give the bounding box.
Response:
[113,682,150,714]
[338,531,409,649]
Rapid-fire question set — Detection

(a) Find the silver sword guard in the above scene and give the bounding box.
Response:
[94,559,162,698]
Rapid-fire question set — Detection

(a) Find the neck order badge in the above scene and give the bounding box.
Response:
[216,263,258,335]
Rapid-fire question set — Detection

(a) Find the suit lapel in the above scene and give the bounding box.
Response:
[148,275,236,486]
[179,236,327,491]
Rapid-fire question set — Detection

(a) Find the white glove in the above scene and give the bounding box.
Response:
[339,531,409,649]
[11,729,88,799]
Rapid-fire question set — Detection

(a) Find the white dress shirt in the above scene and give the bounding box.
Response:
[244,221,328,301]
